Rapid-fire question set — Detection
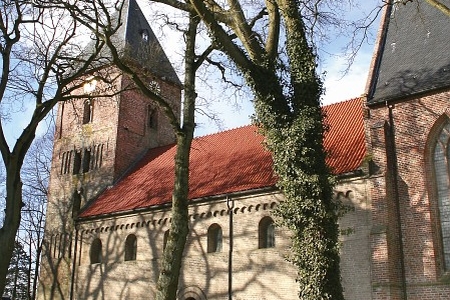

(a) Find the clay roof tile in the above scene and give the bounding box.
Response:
[79,97,366,218]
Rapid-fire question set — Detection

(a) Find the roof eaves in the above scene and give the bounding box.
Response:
[368,83,450,107]
[76,185,278,223]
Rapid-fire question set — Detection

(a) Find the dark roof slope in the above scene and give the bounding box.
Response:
[79,98,366,218]
[367,2,450,105]
[121,0,181,85]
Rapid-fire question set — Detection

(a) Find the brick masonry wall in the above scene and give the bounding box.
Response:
[74,179,371,300]
[365,89,450,300]
[114,76,180,179]
[38,70,181,300]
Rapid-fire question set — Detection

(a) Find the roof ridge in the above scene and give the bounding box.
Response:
[323,97,362,107]
[195,98,363,138]
[195,124,255,139]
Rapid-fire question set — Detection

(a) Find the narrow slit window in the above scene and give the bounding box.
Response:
[82,100,93,124]
[72,191,81,219]
[163,230,169,250]
[73,151,81,174]
[147,106,158,129]
[82,148,91,173]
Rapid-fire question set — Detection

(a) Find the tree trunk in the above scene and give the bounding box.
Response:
[187,0,344,297]
[155,12,198,300]
[0,164,24,296]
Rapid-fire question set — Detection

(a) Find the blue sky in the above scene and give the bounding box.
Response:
[147,1,382,137]
[2,1,382,145]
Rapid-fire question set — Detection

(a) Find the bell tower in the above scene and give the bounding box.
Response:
[38,0,181,299]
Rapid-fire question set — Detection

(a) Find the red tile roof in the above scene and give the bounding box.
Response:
[323,97,366,174]
[79,98,366,218]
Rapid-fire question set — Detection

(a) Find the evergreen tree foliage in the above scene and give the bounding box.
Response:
[3,241,30,300]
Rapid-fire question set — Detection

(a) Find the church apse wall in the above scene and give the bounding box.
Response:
[365,89,450,299]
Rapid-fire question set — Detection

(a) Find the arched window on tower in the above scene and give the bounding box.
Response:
[259,216,275,249]
[207,224,222,253]
[147,105,158,129]
[90,238,102,264]
[72,190,81,219]
[432,120,450,270]
[124,234,137,261]
[83,100,93,124]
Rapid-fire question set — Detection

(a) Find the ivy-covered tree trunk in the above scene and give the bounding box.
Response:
[188,0,344,297]
[267,1,343,298]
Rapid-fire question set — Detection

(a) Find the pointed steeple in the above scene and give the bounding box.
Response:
[366,1,450,105]
[119,0,181,85]
[85,0,181,86]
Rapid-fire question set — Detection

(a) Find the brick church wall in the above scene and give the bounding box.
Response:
[365,89,450,299]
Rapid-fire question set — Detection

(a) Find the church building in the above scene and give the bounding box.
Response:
[38,1,450,299]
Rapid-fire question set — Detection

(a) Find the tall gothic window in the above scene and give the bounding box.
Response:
[259,216,275,249]
[90,238,102,264]
[207,224,222,253]
[433,121,450,270]
[124,234,137,261]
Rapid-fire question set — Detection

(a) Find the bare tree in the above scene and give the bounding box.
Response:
[68,0,369,298]
[50,1,220,299]
[0,0,122,295]
[18,131,53,300]
[413,0,450,16]
[64,0,450,299]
